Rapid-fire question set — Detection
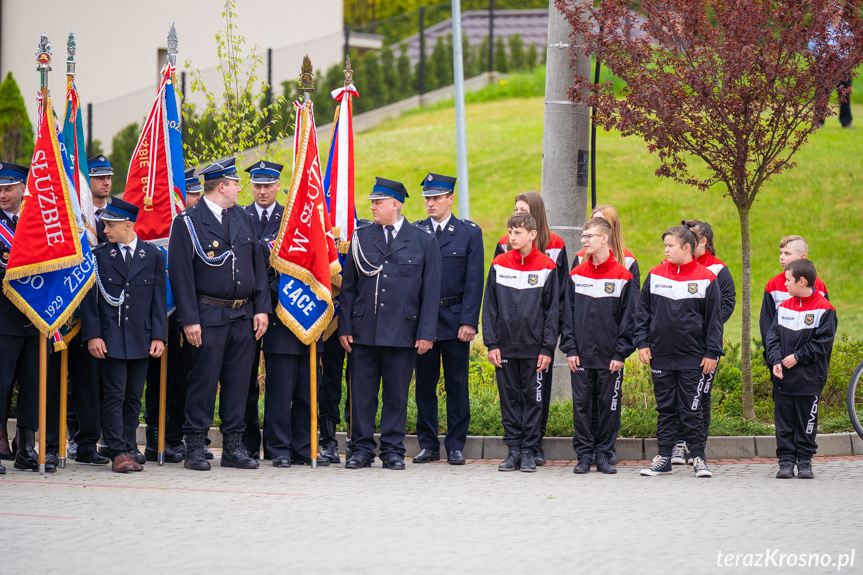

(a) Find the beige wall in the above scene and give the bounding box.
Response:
[1,0,343,152]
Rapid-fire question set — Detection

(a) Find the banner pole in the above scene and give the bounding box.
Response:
[158,348,167,465]
[58,348,68,468]
[38,337,47,475]
[310,340,317,469]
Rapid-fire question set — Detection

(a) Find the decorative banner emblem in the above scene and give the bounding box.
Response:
[687,282,698,294]
[804,313,815,325]
[604,281,615,294]
[528,273,539,286]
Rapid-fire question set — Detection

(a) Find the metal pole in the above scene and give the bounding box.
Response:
[180,71,186,138]
[540,1,590,403]
[418,6,426,95]
[59,349,68,468]
[344,25,351,60]
[452,0,470,219]
[36,35,51,475]
[591,54,601,209]
[86,102,93,157]
[488,0,494,73]
[267,48,273,108]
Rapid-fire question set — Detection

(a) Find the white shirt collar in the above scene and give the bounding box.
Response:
[3,209,19,221]
[391,216,405,234]
[119,234,138,254]
[255,203,275,219]
[432,214,451,232]
[203,196,225,223]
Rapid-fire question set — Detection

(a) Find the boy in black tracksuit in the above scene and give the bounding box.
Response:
[765,259,836,480]
[635,227,723,478]
[560,217,635,475]
[482,212,558,473]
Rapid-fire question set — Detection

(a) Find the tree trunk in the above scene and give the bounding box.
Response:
[738,204,756,420]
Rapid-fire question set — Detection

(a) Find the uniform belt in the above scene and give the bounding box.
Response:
[197,294,249,310]
[439,296,463,307]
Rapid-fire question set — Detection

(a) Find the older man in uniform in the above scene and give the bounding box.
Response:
[168,158,270,471]
[338,178,441,470]
[142,168,204,463]
[241,160,285,458]
[413,173,484,465]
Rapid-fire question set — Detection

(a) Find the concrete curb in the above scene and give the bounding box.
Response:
[8,419,859,459]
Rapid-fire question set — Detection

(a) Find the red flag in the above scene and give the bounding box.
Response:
[5,94,83,280]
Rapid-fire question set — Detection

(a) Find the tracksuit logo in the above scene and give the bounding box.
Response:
[536,371,543,402]
[806,398,818,435]
[611,370,622,411]
[692,369,715,410]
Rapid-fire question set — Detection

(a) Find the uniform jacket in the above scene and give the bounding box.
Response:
[575,247,640,289]
[482,246,558,359]
[765,291,837,396]
[168,201,271,328]
[0,211,38,337]
[338,219,441,347]
[95,215,108,244]
[759,271,829,345]
[244,202,285,240]
[696,252,736,325]
[633,259,723,370]
[415,216,484,340]
[82,239,168,360]
[559,252,635,368]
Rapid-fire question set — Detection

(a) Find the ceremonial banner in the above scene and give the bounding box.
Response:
[2,98,95,336]
[64,77,96,246]
[271,102,341,345]
[122,62,186,313]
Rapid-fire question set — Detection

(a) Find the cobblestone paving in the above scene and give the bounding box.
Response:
[2,454,861,574]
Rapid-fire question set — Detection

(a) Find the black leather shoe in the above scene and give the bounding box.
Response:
[498,451,521,472]
[131,449,146,465]
[534,447,546,466]
[272,457,292,468]
[45,452,60,467]
[75,450,110,465]
[413,449,440,463]
[520,449,536,472]
[320,441,341,464]
[145,444,184,463]
[183,434,211,471]
[381,456,406,470]
[345,452,371,469]
[0,462,5,474]
[66,439,78,460]
[609,448,619,466]
[596,455,617,475]
[573,459,591,474]
[14,429,56,473]
[98,444,111,458]
[220,433,259,469]
[203,445,214,460]
[447,450,466,465]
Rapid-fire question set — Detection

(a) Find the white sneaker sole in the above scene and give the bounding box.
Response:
[670,456,686,465]
[640,469,672,476]
[695,470,713,478]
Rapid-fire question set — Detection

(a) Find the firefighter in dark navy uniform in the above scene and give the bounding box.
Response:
[240,160,285,458]
[168,157,271,471]
[413,173,484,465]
[81,197,168,473]
[338,177,441,470]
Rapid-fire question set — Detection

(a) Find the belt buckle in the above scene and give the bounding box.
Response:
[231,299,244,310]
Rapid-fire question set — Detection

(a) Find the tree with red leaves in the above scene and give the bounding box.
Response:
[556,0,863,418]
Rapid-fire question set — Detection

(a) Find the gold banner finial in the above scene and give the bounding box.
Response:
[344,54,353,87]
[299,54,315,94]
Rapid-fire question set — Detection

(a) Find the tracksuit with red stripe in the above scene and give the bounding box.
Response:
[759,272,829,350]
[634,259,723,459]
[482,246,558,454]
[496,233,568,441]
[559,253,635,461]
[765,291,837,463]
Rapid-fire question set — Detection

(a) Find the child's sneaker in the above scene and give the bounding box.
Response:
[775,462,795,479]
[520,449,536,473]
[498,451,521,472]
[796,460,815,479]
[640,455,672,476]
[533,446,546,467]
[693,456,713,478]
[670,442,689,465]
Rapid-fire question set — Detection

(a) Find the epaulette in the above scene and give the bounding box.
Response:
[414,222,432,234]
[461,219,478,228]
[92,242,108,251]
[355,220,373,229]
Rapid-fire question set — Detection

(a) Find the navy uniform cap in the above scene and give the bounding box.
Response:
[101,196,139,222]
[184,167,203,193]
[421,173,456,197]
[87,154,113,176]
[245,160,283,184]
[368,177,409,203]
[0,162,28,186]
[199,157,240,181]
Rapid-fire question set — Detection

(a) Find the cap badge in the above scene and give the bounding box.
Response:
[427,175,433,181]
[260,161,266,168]
[0,163,5,170]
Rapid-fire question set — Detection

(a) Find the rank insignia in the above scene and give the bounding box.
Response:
[138,250,146,259]
[447,225,454,232]
[109,249,118,258]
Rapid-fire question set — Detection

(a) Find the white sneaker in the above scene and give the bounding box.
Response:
[640,455,672,476]
[670,442,688,465]
[693,456,713,478]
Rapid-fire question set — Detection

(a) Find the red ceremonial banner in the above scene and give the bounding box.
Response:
[5,94,82,279]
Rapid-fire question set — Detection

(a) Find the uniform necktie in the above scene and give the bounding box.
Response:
[260,210,268,235]
[221,209,230,237]
[95,208,104,221]
[435,226,442,240]
[124,246,132,270]
[385,224,395,248]
[10,214,17,231]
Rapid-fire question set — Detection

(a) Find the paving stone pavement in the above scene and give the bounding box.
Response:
[2,454,862,575]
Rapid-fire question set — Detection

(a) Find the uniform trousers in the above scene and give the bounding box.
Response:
[414,338,471,453]
[183,319,256,436]
[0,335,39,429]
[652,367,708,459]
[349,344,416,459]
[263,352,314,459]
[67,336,102,455]
[773,390,819,464]
[144,329,189,447]
[571,367,623,460]
[101,357,149,456]
[496,357,544,452]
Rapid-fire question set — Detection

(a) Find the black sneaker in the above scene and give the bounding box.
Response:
[498,451,521,472]
[693,456,713,478]
[775,462,794,479]
[640,455,672,476]
[670,442,688,465]
[573,459,591,474]
[796,460,814,479]
[595,455,617,475]
[533,447,546,466]
[520,449,536,473]
[608,448,618,466]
